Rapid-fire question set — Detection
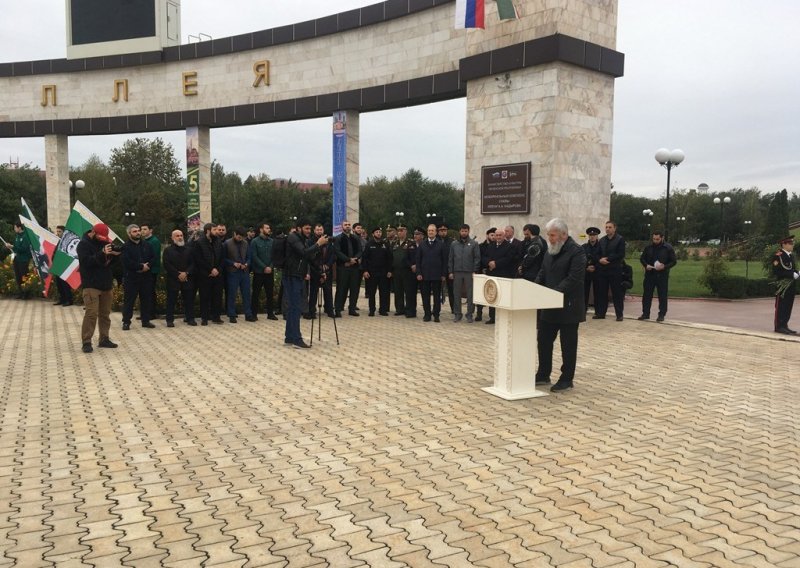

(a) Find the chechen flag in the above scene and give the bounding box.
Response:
[50,200,122,290]
[455,0,485,29]
[18,215,59,297]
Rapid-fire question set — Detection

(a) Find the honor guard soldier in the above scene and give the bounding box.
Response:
[582,227,601,313]
[773,235,798,334]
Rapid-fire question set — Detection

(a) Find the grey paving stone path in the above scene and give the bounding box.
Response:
[0,296,798,567]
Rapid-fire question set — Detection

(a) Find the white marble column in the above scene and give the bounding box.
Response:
[463,63,615,241]
[197,126,212,223]
[44,134,70,228]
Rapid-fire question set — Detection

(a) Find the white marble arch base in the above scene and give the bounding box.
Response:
[481,308,548,400]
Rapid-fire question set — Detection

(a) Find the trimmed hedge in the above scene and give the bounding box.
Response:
[707,276,777,299]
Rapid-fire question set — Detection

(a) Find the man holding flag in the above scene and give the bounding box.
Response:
[5,222,32,298]
[77,224,121,353]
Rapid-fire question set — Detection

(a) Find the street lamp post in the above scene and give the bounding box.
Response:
[675,216,686,243]
[713,196,731,244]
[124,210,136,224]
[744,220,752,235]
[395,211,405,226]
[642,208,654,239]
[69,179,85,207]
[654,148,685,243]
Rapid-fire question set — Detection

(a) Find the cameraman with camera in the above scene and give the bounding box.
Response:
[283,220,328,348]
[77,224,122,353]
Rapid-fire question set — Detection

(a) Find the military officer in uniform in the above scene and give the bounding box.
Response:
[773,235,798,334]
[391,225,412,315]
[582,227,601,314]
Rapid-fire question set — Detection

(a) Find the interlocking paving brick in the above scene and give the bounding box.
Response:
[1,298,799,566]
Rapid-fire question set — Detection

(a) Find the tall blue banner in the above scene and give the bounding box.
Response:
[332,111,347,236]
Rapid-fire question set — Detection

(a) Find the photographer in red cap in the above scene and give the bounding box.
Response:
[76,223,122,353]
[773,235,798,335]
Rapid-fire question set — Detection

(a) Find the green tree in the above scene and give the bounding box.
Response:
[108,138,184,239]
[0,164,46,254]
[764,189,789,243]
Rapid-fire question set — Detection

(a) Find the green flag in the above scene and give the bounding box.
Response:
[50,201,121,290]
[496,0,518,20]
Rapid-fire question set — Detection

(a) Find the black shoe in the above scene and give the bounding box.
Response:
[293,340,311,349]
[394,312,404,316]
[326,312,336,318]
[475,315,482,322]
[616,316,624,322]
[656,316,665,322]
[348,311,359,317]
[535,378,551,385]
[122,323,131,331]
[592,315,605,319]
[433,316,440,322]
[62,301,73,307]
[354,307,360,311]
[405,314,417,318]
[201,320,208,326]
[485,319,495,325]
[368,311,375,317]
[551,381,573,392]
[166,321,175,328]
[186,320,198,326]
[303,314,315,320]
[787,328,798,334]
[82,343,93,353]
[245,315,257,322]
[54,299,63,305]
[229,316,238,323]
[637,315,649,321]
[423,315,431,322]
[776,327,794,335]
[334,312,342,318]
[98,339,118,348]
[212,319,224,325]
[142,322,156,328]
[267,314,278,320]
[379,312,389,316]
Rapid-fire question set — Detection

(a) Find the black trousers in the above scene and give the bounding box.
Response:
[421,280,442,317]
[642,271,669,318]
[595,270,625,318]
[404,272,419,316]
[393,268,409,314]
[584,274,597,311]
[441,278,454,312]
[122,275,153,324]
[196,275,223,322]
[149,272,160,315]
[251,272,275,315]
[55,276,73,304]
[535,321,579,383]
[13,259,29,296]
[166,280,194,323]
[308,275,334,315]
[775,285,796,330]
[365,272,391,314]
[335,265,361,313]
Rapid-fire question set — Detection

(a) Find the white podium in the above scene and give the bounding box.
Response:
[473,275,563,400]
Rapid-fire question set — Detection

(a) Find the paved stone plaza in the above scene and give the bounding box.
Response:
[1,297,798,567]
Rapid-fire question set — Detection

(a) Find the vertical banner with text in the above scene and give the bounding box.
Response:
[186,126,201,234]
[332,111,347,236]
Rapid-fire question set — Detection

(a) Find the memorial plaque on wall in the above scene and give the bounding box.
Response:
[481,163,531,214]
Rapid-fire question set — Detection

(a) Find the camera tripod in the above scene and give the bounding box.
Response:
[309,280,339,345]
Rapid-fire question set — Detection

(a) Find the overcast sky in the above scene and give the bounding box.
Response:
[1,0,798,198]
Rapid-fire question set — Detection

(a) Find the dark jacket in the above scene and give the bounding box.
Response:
[392,239,416,272]
[12,231,32,263]
[250,234,274,273]
[535,237,586,324]
[415,238,448,281]
[284,231,322,278]
[162,244,193,289]
[223,237,251,273]
[597,233,626,272]
[520,236,545,282]
[639,241,677,272]
[122,239,154,280]
[582,240,602,279]
[483,240,516,278]
[310,241,335,281]
[773,250,797,282]
[144,235,161,274]
[362,238,392,274]
[77,232,114,291]
[334,232,362,265]
[191,235,223,279]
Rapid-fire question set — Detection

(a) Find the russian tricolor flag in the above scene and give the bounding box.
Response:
[455,0,485,29]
